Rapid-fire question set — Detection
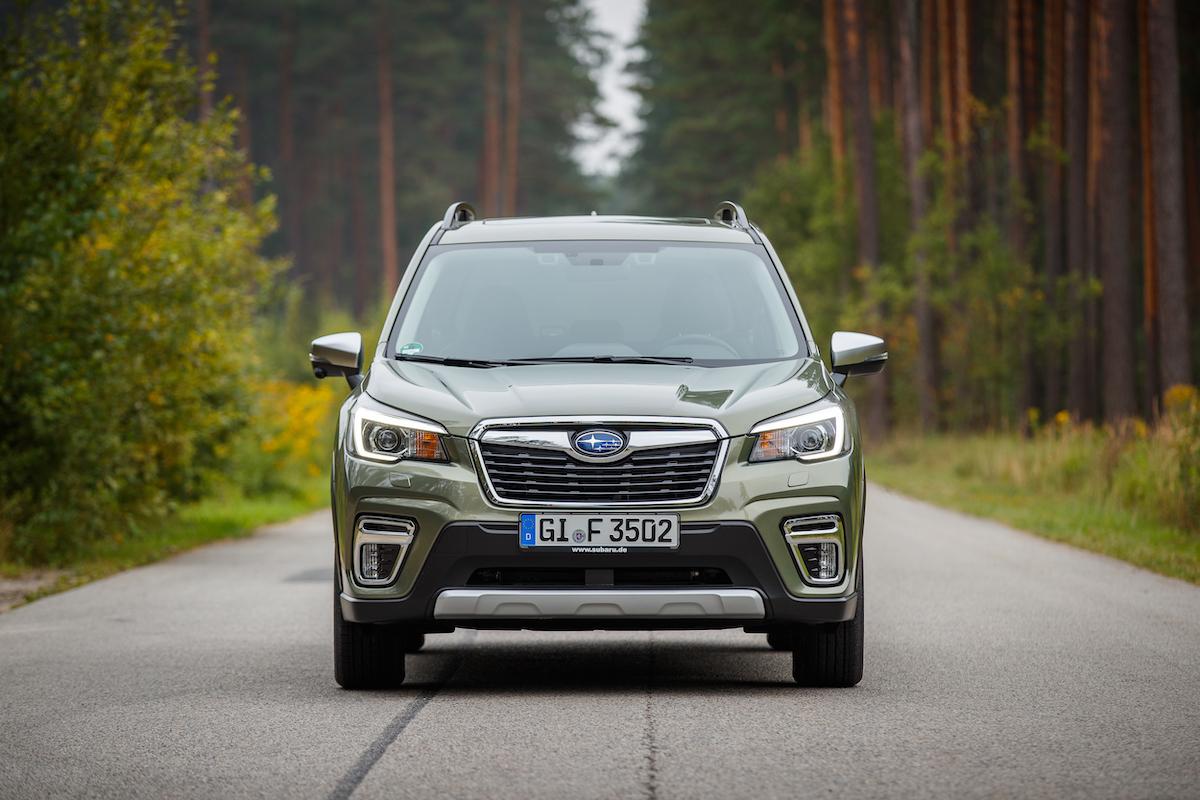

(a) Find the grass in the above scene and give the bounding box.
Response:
[869,431,1200,585]
[1,475,327,609]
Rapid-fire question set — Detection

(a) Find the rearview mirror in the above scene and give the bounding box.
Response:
[310,332,363,390]
[830,331,887,386]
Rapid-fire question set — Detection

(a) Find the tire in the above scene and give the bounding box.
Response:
[765,628,793,651]
[333,593,407,689]
[791,557,864,687]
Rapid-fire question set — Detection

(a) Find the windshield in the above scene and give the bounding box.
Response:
[388,241,806,365]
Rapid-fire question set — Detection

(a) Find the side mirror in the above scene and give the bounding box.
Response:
[310,332,363,390]
[830,331,887,386]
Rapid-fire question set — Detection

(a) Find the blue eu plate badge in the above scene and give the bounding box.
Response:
[519,513,537,547]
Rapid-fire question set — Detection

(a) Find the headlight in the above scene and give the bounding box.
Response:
[749,406,846,463]
[351,407,448,463]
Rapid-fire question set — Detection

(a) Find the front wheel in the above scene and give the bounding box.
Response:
[791,559,864,687]
[333,594,407,689]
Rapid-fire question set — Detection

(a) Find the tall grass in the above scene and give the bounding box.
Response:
[871,386,1200,582]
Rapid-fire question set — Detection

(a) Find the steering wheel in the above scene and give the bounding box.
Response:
[658,333,740,358]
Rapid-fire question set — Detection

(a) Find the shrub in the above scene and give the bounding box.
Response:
[229,380,345,497]
[877,395,1200,537]
[0,1,279,562]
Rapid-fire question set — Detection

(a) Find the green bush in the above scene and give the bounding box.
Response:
[0,1,280,562]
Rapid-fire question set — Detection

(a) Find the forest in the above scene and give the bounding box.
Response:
[1,0,1197,576]
[190,0,1200,433]
[631,0,1199,437]
[193,0,606,317]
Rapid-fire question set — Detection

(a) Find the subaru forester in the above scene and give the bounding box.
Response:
[310,201,887,688]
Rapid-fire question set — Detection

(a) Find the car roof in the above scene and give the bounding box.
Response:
[436,215,758,245]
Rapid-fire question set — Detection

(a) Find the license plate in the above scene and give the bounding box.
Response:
[519,513,680,549]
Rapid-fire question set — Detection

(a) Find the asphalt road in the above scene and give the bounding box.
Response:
[2,486,1198,799]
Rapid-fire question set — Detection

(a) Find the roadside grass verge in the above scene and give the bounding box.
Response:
[869,428,1200,585]
[0,476,327,610]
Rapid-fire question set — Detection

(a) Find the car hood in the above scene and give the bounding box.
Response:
[363,358,833,438]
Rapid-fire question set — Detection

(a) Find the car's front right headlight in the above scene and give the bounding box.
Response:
[351,406,448,463]
[749,405,847,463]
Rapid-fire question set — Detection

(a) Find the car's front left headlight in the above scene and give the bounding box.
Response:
[351,406,448,463]
[749,405,847,463]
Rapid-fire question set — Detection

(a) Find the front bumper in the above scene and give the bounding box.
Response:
[338,521,859,629]
[434,588,767,620]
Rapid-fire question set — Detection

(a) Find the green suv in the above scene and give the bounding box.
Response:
[310,201,887,688]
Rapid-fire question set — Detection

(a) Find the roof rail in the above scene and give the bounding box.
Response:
[713,201,749,228]
[441,201,476,231]
[713,201,761,243]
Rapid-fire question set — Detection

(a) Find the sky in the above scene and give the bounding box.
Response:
[576,0,646,176]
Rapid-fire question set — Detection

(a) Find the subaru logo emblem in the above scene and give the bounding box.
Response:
[573,429,626,457]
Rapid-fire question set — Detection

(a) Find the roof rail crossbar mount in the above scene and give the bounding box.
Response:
[442,201,476,231]
[714,201,750,230]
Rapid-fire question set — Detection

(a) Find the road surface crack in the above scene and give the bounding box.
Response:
[641,631,659,800]
[328,630,476,800]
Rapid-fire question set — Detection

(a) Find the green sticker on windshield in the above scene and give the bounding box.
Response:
[399,342,424,355]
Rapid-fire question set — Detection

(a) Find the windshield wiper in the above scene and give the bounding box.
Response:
[507,355,695,365]
[396,354,696,368]
[394,354,515,368]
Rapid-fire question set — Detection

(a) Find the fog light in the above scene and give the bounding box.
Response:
[353,517,414,585]
[816,541,837,579]
[359,542,401,581]
[783,515,845,585]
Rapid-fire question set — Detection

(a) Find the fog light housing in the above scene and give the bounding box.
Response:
[783,515,846,586]
[352,517,415,586]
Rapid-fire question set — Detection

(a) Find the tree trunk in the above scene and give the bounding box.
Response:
[1138,0,1159,410]
[1006,0,1025,255]
[279,16,301,275]
[920,0,935,149]
[842,0,887,438]
[1020,0,1038,142]
[953,0,970,150]
[867,25,886,114]
[772,53,790,158]
[1085,0,1106,421]
[1065,0,1093,419]
[235,55,253,206]
[376,6,399,293]
[936,0,959,243]
[502,0,522,216]
[843,0,881,269]
[798,110,814,164]
[196,0,212,120]
[1095,0,1138,421]
[1043,0,1066,412]
[937,0,955,155]
[482,2,503,217]
[897,0,937,431]
[1007,0,1035,427]
[823,0,847,208]
[349,150,370,318]
[1148,0,1192,390]
[1185,107,1200,353]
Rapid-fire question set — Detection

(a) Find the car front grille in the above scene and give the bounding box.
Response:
[477,439,722,506]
